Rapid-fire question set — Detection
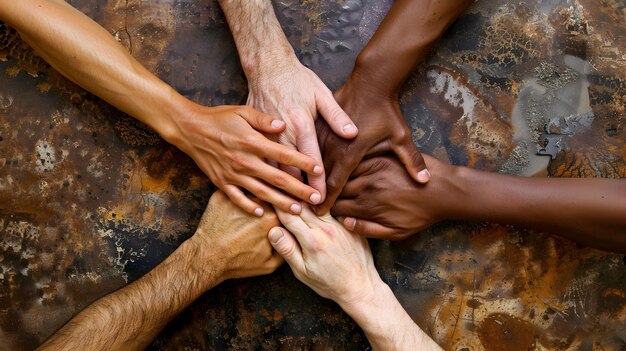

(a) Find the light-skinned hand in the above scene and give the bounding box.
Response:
[247,57,358,201]
[267,205,383,306]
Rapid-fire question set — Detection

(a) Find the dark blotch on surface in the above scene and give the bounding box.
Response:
[441,12,485,52]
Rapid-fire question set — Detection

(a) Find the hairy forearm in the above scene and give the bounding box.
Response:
[0,0,187,140]
[355,0,473,96]
[217,0,296,76]
[341,281,442,351]
[38,237,221,351]
[449,167,626,252]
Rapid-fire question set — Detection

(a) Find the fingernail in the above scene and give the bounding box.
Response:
[313,165,323,175]
[342,123,357,134]
[310,192,321,204]
[417,169,431,183]
[290,203,301,214]
[254,207,264,216]
[269,228,284,244]
[271,120,285,128]
[345,217,357,231]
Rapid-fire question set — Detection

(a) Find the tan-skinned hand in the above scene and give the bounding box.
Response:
[169,104,324,216]
[192,190,284,281]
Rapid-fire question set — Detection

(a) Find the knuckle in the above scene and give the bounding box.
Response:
[231,156,248,172]
[228,190,245,204]
[282,241,298,258]
[263,211,279,226]
[295,119,314,134]
[371,157,391,171]
[363,182,383,194]
[308,237,323,252]
[353,220,364,234]
[393,128,410,143]
[326,177,339,192]
[253,186,269,200]
[412,151,425,166]
[212,176,226,187]
[319,224,336,238]
[273,174,289,189]
[239,135,258,149]
[278,149,295,164]
[326,106,343,122]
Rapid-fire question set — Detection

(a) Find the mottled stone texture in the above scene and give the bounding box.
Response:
[0,0,625,350]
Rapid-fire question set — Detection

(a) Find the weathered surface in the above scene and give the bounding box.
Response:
[0,0,624,350]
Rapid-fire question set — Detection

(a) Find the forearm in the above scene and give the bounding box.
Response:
[0,0,187,140]
[448,167,626,252]
[340,281,442,351]
[217,0,296,77]
[38,237,221,351]
[355,0,473,96]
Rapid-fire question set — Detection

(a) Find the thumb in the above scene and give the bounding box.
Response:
[316,90,358,139]
[268,227,304,269]
[242,108,286,134]
[343,217,398,239]
[393,141,430,184]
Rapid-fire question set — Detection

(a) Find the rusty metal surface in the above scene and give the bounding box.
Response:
[0,0,625,350]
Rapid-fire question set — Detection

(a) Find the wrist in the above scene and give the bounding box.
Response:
[183,234,227,289]
[157,91,199,152]
[339,279,409,335]
[350,54,400,100]
[443,165,486,222]
[338,277,390,317]
[136,83,192,147]
[238,35,296,79]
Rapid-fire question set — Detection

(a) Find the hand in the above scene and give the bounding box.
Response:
[315,69,429,214]
[246,57,358,199]
[190,190,284,281]
[267,205,384,306]
[168,103,324,215]
[332,155,455,240]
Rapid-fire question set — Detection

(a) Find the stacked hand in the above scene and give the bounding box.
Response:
[267,206,383,306]
[167,103,324,216]
[246,56,359,199]
[332,156,454,240]
[190,190,284,281]
[267,205,441,350]
[315,68,430,214]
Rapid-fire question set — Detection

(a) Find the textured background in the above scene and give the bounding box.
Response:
[0,0,625,350]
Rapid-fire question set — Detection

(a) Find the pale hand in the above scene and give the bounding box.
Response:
[267,205,383,306]
[246,57,358,200]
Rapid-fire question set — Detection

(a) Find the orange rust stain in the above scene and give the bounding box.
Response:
[273,310,283,321]
[477,313,546,351]
[602,288,626,298]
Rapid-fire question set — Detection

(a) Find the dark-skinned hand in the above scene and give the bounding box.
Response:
[331,155,456,240]
[315,71,429,214]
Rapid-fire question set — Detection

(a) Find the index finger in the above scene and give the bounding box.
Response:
[314,157,358,215]
[259,138,321,177]
[294,116,326,201]
[393,141,430,184]
[275,208,313,247]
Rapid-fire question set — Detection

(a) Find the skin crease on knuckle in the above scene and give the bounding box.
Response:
[230,154,251,173]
